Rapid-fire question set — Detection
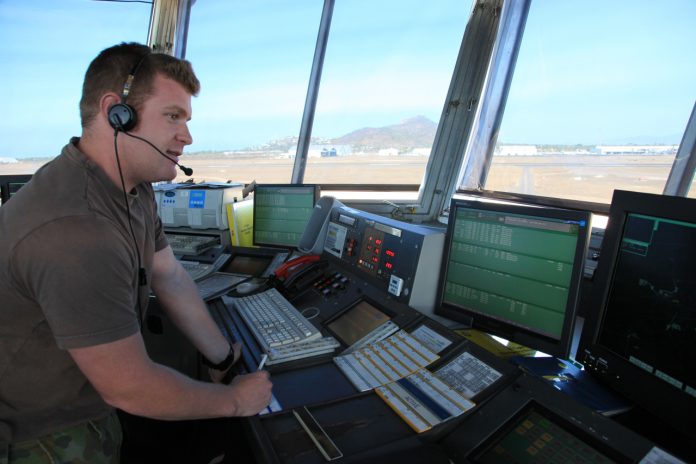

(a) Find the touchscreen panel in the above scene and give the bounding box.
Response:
[327,300,390,346]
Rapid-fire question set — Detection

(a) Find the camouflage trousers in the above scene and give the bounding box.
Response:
[1,412,121,464]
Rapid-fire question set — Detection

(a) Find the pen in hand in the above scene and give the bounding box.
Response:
[257,354,268,371]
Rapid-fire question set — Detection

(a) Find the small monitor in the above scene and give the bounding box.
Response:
[580,190,696,441]
[253,184,319,249]
[469,402,623,463]
[435,197,591,358]
[0,174,32,205]
[220,253,274,277]
[326,300,392,347]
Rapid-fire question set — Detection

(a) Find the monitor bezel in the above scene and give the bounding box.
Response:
[252,183,320,249]
[579,190,696,441]
[434,197,591,358]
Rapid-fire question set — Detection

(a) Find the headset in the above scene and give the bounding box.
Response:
[108,54,147,132]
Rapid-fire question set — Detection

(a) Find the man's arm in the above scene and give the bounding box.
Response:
[149,246,235,370]
[68,333,272,419]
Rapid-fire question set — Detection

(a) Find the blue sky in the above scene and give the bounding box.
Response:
[1,0,695,159]
[501,1,696,145]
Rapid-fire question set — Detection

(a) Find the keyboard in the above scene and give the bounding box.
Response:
[168,233,218,255]
[266,336,340,366]
[180,260,214,281]
[197,273,247,300]
[180,253,231,281]
[229,288,322,353]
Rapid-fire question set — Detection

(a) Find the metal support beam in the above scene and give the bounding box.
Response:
[412,0,506,221]
[148,0,188,56]
[663,101,696,197]
[458,0,530,191]
[291,0,335,184]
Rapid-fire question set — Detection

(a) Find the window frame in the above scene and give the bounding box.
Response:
[162,0,696,220]
[461,0,696,210]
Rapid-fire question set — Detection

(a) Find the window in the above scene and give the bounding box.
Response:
[484,1,696,204]
[0,0,151,177]
[185,0,322,184]
[304,0,471,186]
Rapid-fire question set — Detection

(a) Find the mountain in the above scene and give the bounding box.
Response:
[330,116,437,151]
[243,116,438,153]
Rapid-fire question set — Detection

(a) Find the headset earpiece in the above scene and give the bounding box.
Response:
[108,102,137,132]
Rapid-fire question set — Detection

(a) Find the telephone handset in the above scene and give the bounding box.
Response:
[297,196,342,255]
[271,255,328,296]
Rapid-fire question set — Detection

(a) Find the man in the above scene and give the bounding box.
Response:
[0,43,272,462]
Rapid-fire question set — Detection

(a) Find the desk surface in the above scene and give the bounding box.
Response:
[205,262,693,463]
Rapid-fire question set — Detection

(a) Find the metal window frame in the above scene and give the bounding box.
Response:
[329,0,508,220]
[157,0,696,216]
[461,1,696,204]
[664,102,696,197]
[291,0,335,185]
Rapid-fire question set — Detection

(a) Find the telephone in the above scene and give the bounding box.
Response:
[270,255,328,297]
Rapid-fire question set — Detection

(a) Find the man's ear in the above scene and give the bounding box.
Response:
[100,93,122,118]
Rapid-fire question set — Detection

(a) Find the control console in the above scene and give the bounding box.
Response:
[319,204,445,316]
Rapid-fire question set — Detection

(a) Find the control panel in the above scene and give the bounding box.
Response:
[320,204,445,316]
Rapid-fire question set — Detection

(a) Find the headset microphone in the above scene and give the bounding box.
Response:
[118,128,194,176]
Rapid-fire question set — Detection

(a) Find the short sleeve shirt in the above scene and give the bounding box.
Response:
[0,138,167,442]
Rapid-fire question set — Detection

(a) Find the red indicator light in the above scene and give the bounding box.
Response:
[386,249,395,257]
[374,248,380,254]
[371,256,379,263]
[375,239,382,245]
[385,262,393,269]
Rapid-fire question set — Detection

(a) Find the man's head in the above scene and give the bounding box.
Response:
[78,43,201,185]
[79,42,200,130]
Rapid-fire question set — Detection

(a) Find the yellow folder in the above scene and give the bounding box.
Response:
[226,199,254,246]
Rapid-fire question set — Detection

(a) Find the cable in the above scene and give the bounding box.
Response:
[113,130,145,326]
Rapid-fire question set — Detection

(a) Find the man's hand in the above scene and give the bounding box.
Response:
[209,342,242,384]
[227,370,273,416]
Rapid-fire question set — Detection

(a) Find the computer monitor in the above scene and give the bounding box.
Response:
[435,197,591,358]
[253,184,319,249]
[580,190,696,441]
[0,174,32,205]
